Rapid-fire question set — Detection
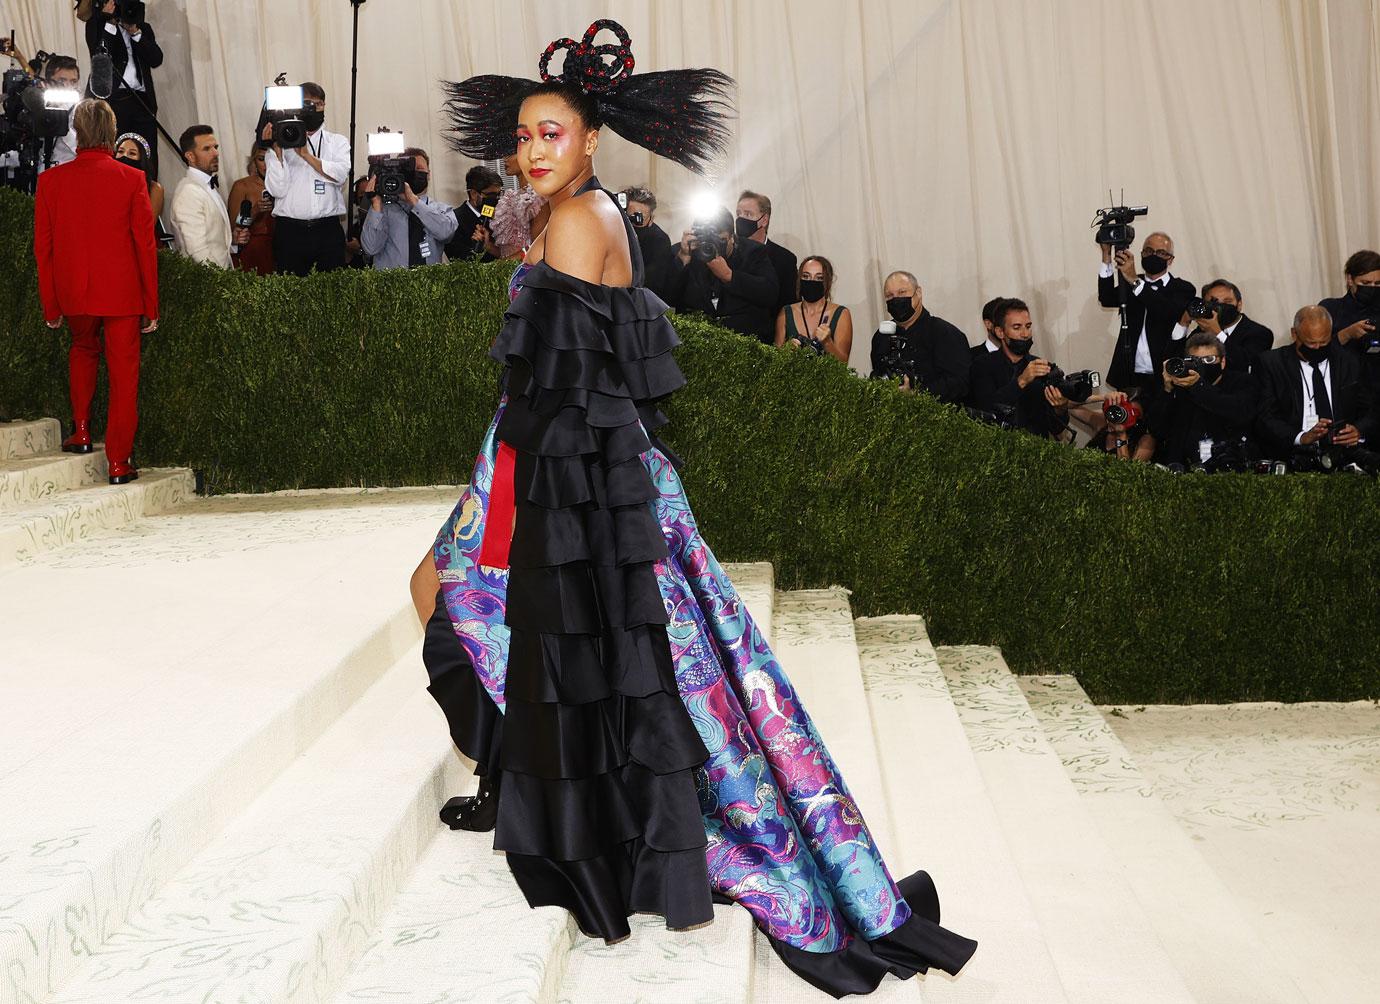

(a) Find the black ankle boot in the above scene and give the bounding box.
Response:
[440,770,501,832]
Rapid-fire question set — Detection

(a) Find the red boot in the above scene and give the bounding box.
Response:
[108,459,139,485]
[62,421,93,454]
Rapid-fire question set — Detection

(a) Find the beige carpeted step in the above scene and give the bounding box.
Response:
[856,616,1067,1002]
[0,417,61,460]
[334,565,778,1004]
[0,448,107,506]
[1018,675,1307,1003]
[935,646,1194,1004]
[47,645,459,1004]
[0,487,457,1004]
[0,465,194,566]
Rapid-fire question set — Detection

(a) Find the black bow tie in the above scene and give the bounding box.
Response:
[208,175,219,190]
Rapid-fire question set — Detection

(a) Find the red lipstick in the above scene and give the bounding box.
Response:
[529,168,552,178]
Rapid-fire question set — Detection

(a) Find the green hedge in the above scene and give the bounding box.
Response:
[3,187,1377,704]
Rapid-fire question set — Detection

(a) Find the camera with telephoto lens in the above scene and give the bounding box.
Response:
[261,81,307,150]
[1102,398,1142,429]
[1184,296,1222,320]
[1034,365,1101,403]
[690,221,724,263]
[1092,202,1149,251]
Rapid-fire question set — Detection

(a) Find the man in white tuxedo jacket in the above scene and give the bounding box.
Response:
[171,125,246,268]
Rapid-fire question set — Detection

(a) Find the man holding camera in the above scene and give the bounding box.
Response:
[260,82,350,276]
[34,98,158,485]
[869,271,970,403]
[969,298,1073,438]
[622,185,674,301]
[1133,331,1258,468]
[170,125,247,268]
[1171,279,1273,375]
[83,0,163,179]
[359,148,457,269]
[446,166,503,261]
[1254,305,1377,469]
[1099,232,1195,396]
[1320,249,1380,392]
[39,55,81,170]
[666,206,778,342]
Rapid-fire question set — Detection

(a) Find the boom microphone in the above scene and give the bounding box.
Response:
[90,50,114,99]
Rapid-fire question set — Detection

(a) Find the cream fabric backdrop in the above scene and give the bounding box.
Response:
[3,0,1377,376]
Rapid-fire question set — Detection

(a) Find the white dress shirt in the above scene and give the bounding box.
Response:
[103,21,145,91]
[1295,357,1333,445]
[1101,261,1175,375]
[171,167,233,267]
[263,128,351,221]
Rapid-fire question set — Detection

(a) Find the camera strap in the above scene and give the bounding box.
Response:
[306,132,322,160]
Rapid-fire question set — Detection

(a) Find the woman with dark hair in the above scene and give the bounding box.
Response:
[410,20,976,997]
[775,254,854,363]
[113,131,169,244]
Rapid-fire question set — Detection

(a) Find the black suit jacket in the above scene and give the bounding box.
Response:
[1100,271,1195,389]
[635,221,676,302]
[666,238,779,343]
[1145,369,1258,465]
[763,239,799,314]
[1182,317,1274,374]
[1254,344,1377,457]
[85,13,163,112]
[1320,292,1380,391]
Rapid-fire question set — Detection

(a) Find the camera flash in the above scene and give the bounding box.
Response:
[265,85,304,111]
[43,88,79,110]
[367,131,405,157]
[690,190,721,221]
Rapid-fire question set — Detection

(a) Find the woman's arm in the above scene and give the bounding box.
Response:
[827,307,853,363]
[149,180,164,221]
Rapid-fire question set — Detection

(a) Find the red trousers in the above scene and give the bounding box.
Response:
[67,315,141,464]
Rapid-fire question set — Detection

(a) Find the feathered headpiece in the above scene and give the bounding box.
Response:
[441,19,735,175]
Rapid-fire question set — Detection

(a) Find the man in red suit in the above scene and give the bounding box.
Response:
[34,98,159,485]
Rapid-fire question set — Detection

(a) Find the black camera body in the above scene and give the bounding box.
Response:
[267,110,307,149]
[368,154,418,205]
[1092,203,1149,251]
[877,332,920,386]
[113,0,147,23]
[1184,296,1221,320]
[690,221,725,263]
[1034,364,1101,403]
[1165,355,1219,381]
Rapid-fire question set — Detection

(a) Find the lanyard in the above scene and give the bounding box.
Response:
[307,133,322,159]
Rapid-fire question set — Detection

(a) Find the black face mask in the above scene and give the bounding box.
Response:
[886,297,915,323]
[734,216,759,240]
[1354,285,1380,307]
[1215,304,1241,328]
[799,279,826,303]
[1298,343,1330,364]
[114,155,141,171]
[1005,337,1033,357]
[1141,253,1170,277]
[1196,362,1223,382]
[410,171,428,195]
[302,108,325,132]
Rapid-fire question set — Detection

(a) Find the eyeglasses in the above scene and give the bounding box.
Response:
[1144,250,1174,260]
[303,100,324,110]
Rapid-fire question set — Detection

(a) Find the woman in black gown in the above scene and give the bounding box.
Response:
[408,20,978,998]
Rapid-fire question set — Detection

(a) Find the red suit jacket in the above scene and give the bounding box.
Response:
[34,148,159,323]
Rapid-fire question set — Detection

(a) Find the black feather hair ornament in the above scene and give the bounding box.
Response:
[441,18,735,175]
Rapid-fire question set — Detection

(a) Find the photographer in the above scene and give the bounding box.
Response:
[359,147,456,269]
[260,81,350,276]
[622,185,673,300]
[1255,305,1378,469]
[869,270,970,403]
[84,0,164,179]
[971,296,1006,361]
[1099,231,1195,395]
[774,255,853,363]
[737,190,798,317]
[34,98,158,486]
[969,299,1074,439]
[40,55,81,170]
[446,165,503,261]
[1135,331,1258,469]
[666,206,778,342]
[1171,279,1273,375]
[1320,249,1380,391]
